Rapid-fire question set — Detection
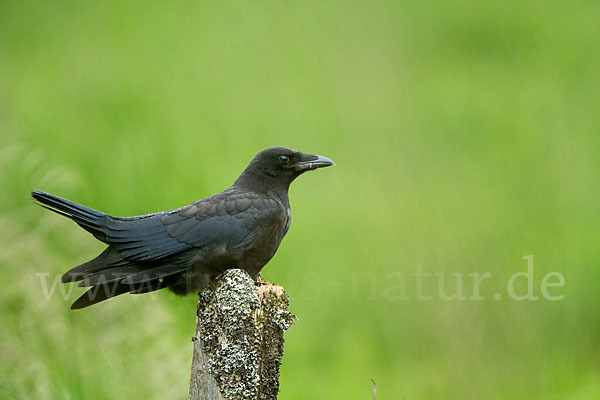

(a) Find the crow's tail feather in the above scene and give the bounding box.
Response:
[32,190,188,308]
[31,190,110,242]
[71,282,135,309]
[70,275,170,309]
[61,247,130,283]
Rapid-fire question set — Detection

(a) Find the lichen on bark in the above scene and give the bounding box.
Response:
[189,269,293,400]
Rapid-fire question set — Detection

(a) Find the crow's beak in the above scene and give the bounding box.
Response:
[294,153,335,171]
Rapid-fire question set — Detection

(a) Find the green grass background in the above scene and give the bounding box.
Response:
[1,1,599,398]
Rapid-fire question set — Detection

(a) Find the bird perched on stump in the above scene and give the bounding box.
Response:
[32,147,334,309]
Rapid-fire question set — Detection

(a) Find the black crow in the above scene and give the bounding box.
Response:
[32,147,334,309]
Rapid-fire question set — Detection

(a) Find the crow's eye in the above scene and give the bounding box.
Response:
[279,155,289,164]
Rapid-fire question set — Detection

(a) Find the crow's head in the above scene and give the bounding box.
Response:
[235,147,334,189]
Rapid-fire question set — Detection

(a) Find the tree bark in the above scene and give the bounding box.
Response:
[189,269,294,400]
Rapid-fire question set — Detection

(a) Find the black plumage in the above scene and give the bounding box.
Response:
[32,147,334,309]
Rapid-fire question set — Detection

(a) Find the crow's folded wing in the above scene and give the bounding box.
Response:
[108,192,281,262]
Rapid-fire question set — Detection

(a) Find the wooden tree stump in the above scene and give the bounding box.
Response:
[189,269,294,400]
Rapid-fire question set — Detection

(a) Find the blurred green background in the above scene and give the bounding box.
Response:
[1,0,599,399]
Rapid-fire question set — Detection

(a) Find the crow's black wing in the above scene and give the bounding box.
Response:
[32,190,281,263]
[163,192,281,248]
[110,191,282,262]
